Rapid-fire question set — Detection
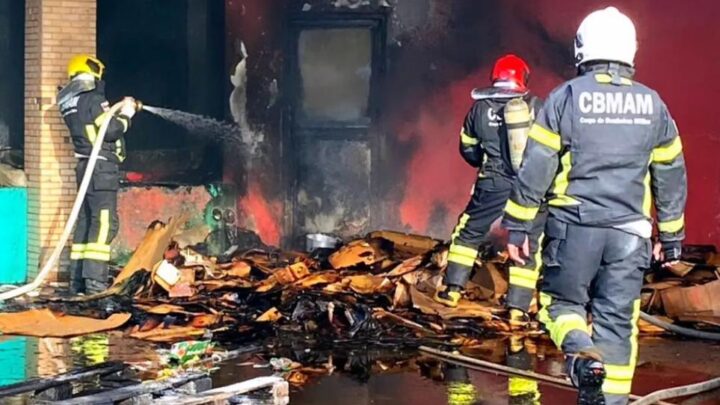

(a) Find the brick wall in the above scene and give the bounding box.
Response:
[24,0,96,281]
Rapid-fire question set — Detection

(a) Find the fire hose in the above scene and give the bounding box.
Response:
[633,376,720,405]
[639,311,720,341]
[0,101,127,301]
[419,345,720,405]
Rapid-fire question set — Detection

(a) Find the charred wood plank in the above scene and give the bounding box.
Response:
[0,361,125,398]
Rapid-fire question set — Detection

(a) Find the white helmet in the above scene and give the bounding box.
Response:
[574,7,637,67]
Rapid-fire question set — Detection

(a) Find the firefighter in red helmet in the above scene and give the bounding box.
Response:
[435,54,547,327]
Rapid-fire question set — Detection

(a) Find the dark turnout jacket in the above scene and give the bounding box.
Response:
[460,87,543,178]
[58,79,130,163]
[502,63,687,243]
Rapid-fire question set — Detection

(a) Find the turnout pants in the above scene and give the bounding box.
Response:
[70,159,119,291]
[445,175,546,312]
[538,217,650,405]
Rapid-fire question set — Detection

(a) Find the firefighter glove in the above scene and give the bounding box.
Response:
[120,97,138,119]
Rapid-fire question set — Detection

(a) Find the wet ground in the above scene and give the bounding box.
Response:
[0,334,718,404]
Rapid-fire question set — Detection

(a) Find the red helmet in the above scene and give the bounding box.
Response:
[491,54,530,92]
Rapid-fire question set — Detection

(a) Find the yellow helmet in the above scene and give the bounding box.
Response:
[67,54,105,79]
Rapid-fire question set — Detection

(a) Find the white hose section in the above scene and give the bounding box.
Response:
[0,102,125,301]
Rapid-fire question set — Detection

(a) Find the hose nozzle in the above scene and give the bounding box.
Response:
[135,99,144,112]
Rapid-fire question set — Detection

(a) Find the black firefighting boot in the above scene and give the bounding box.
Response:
[434,285,462,307]
[567,349,606,405]
[83,260,109,295]
[85,279,109,295]
[69,260,86,295]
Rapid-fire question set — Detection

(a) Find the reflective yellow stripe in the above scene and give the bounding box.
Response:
[602,300,640,396]
[85,242,111,253]
[549,152,580,207]
[549,195,581,207]
[509,267,539,289]
[71,244,86,260]
[642,163,652,217]
[451,213,470,242]
[504,200,539,221]
[595,73,633,86]
[116,116,129,132]
[604,365,635,380]
[509,234,544,297]
[509,377,539,397]
[449,244,479,259]
[447,382,477,404]
[447,252,475,266]
[83,250,111,261]
[94,111,110,127]
[448,242,478,267]
[115,139,125,162]
[97,209,110,244]
[630,299,640,368]
[460,129,479,146]
[85,125,98,144]
[603,378,633,395]
[550,314,588,348]
[537,292,552,325]
[604,363,635,394]
[652,136,682,163]
[539,295,589,349]
[658,215,684,233]
[509,274,536,289]
[448,244,478,267]
[528,124,561,151]
[72,335,109,365]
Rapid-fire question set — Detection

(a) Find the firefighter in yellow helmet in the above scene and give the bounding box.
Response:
[58,55,142,294]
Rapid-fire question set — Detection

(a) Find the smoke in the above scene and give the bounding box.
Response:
[382,1,569,237]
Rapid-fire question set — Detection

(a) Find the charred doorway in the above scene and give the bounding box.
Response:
[284,12,386,244]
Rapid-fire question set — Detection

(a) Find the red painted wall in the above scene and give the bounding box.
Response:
[395,0,720,246]
[223,0,720,247]
[538,0,720,245]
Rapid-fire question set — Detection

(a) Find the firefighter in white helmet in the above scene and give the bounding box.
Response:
[502,7,687,405]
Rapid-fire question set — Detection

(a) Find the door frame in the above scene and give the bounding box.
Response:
[282,11,387,246]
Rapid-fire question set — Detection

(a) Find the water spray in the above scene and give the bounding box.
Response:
[141,105,260,154]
